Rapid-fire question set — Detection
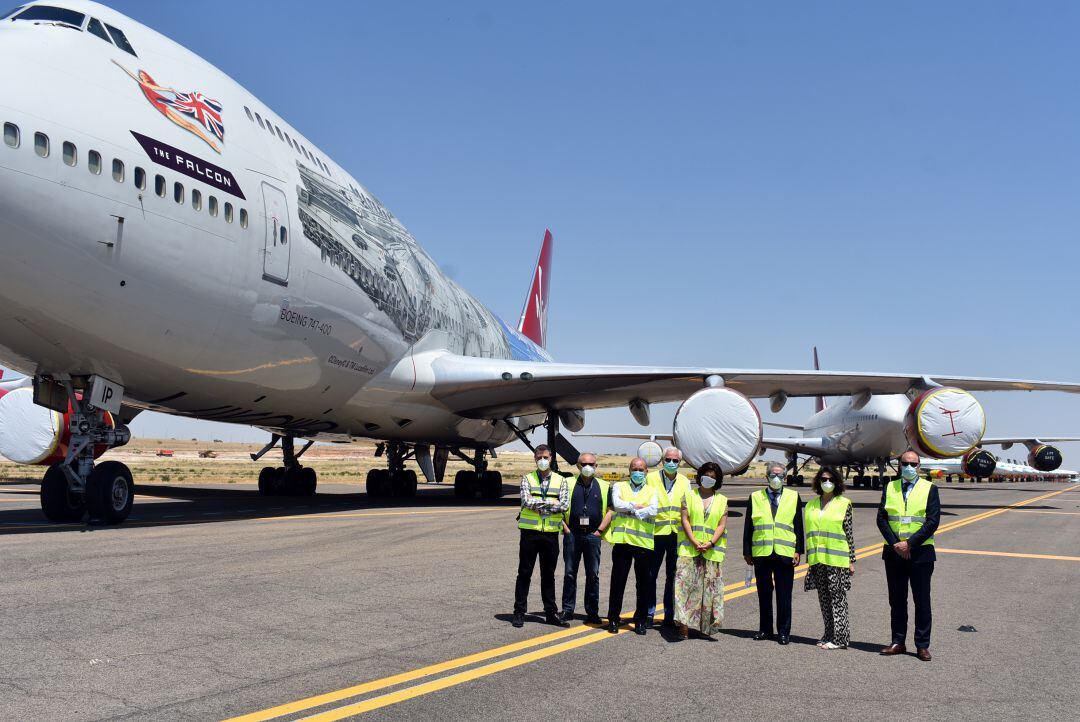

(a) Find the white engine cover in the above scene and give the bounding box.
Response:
[0,387,64,464]
[673,387,762,474]
[904,387,985,458]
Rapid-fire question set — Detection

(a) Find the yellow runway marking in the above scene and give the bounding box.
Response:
[1008,509,1080,516]
[227,486,1073,721]
[936,548,1080,562]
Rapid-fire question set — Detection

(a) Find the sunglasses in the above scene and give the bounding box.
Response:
[900,462,919,468]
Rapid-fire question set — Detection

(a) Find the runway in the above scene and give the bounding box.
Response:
[0,479,1077,720]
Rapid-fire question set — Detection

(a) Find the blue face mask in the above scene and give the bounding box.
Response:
[901,465,919,482]
[630,470,646,485]
[663,460,679,474]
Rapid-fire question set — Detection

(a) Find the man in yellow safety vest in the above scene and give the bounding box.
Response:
[877,450,940,661]
[645,446,691,629]
[512,444,570,629]
[603,456,657,635]
[742,461,804,645]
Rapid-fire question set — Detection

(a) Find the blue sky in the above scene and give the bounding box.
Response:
[81,1,1080,460]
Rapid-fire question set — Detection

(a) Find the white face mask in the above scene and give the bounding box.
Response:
[767,474,784,490]
[820,480,835,494]
[579,464,595,478]
[699,476,717,489]
[901,465,918,481]
[536,458,551,472]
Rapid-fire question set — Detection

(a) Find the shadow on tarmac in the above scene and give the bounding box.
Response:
[0,481,522,535]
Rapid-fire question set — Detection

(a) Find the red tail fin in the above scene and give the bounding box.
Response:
[517,230,553,348]
[813,346,826,413]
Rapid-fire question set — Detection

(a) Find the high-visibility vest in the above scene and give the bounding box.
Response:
[563,476,610,529]
[677,490,728,563]
[804,495,851,568]
[884,479,935,545]
[646,469,691,536]
[607,481,655,550]
[518,470,567,533]
[749,488,799,558]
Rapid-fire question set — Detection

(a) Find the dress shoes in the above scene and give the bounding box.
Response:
[546,614,570,628]
[585,615,604,625]
[916,648,932,662]
[753,631,774,641]
[633,623,647,635]
[511,614,524,628]
[879,643,907,655]
[660,619,676,630]
[777,635,790,645]
[606,620,620,634]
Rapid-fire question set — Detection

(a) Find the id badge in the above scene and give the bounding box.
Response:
[579,516,591,528]
[900,516,913,525]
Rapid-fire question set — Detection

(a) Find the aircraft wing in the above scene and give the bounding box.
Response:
[980,437,1080,445]
[763,421,806,431]
[424,353,1080,418]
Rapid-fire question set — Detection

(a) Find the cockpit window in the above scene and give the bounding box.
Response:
[86,17,110,43]
[104,22,136,56]
[14,5,84,28]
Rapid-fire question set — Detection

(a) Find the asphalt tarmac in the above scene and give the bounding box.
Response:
[0,477,1077,720]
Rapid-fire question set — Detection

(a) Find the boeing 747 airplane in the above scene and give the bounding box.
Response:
[1,1,1078,525]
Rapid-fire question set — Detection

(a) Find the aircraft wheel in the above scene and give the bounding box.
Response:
[481,470,503,500]
[40,464,85,523]
[785,475,795,487]
[455,470,475,499]
[393,469,418,498]
[300,467,317,496]
[258,466,278,496]
[86,461,134,525]
[366,468,388,497]
[795,474,805,487]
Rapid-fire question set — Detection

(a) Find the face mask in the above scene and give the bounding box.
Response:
[580,465,595,478]
[767,474,784,491]
[630,470,646,485]
[901,465,918,481]
[820,480,835,494]
[699,476,717,489]
[663,460,679,474]
[536,458,550,472]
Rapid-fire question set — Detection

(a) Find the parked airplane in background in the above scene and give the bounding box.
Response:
[921,456,1078,484]
[1,1,1079,526]
[580,348,1080,488]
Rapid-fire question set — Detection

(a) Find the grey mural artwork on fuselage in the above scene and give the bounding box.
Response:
[295,162,512,359]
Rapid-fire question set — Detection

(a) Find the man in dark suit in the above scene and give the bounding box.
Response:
[877,450,940,661]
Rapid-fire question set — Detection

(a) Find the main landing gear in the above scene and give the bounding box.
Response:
[848,460,891,489]
[38,376,133,525]
[785,454,807,486]
[365,441,419,499]
[252,434,318,496]
[452,448,502,501]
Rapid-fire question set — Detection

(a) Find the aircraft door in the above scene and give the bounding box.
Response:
[261,182,291,285]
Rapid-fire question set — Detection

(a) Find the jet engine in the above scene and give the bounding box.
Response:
[903,387,985,458]
[961,448,997,478]
[0,386,117,465]
[1027,444,1063,472]
[673,387,761,475]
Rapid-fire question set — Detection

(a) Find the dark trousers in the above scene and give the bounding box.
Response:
[753,553,795,636]
[647,533,678,622]
[608,543,652,624]
[561,531,602,618]
[513,529,560,616]
[884,552,934,648]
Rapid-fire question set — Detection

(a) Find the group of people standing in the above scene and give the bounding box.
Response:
[512,445,939,660]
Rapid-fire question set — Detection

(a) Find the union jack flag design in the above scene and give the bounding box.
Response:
[166,91,225,144]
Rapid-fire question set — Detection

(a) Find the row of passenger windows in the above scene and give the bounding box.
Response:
[241,105,332,176]
[3,122,249,228]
